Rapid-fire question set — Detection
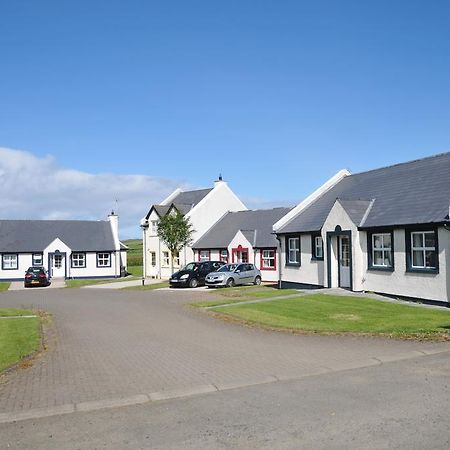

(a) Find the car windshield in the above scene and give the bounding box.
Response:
[183,263,199,271]
[217,264,238,273]
[27,267,43,273]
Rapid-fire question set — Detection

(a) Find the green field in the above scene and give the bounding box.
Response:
[123,239,143,267]
[0,308,41,372]
[211,294,450,340]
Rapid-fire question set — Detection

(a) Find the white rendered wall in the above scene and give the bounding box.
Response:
[280,234,325,286]
[360,228,449,303]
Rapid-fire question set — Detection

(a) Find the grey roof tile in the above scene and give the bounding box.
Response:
[0,220,116,253]
[278,152,450,233]
[193,208,292,249]
[147,188,213,219]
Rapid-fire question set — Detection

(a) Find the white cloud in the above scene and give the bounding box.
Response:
[0,147,186,239]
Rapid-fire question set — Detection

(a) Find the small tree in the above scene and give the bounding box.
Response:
[157,211,194,274]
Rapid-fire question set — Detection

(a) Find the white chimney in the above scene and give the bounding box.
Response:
[108,211,120,249]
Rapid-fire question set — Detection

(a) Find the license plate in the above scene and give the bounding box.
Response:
[31,280,39,284]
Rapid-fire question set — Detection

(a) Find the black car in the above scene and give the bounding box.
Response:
[169,261,225,288]
[24,266,50,288]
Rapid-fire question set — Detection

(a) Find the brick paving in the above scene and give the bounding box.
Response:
[0,288,449,414]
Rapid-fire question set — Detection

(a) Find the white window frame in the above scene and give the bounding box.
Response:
[199,250,210,262]
[220,249,228,263]
[314,236,323,259]
[261,249,276,269]
[97,252,111,267]
[371,233,392,268]
[162,251,170,267]
[287,237,300,264]
[411,231,436,269]
[173,251,180,267]
[71,252,86,268]
[150,251,156,267]
[2,254,18,270]
[150,220,159,235]
[32,253,43,266]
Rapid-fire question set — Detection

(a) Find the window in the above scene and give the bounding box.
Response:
[32,253,43,266]
[150,251,156,266]
[97,252,111,267]
[151,220,158,235]
[199,250,210,262]
[372,233,392,268]
[71,253,86,268]
[261,249,276,270]
[232,247,248,263]
[173,251,180,267]
[411,231,436,269]
[286,237,300,265]
[220,249,228,263]
[2,254,18,270]
[162,251,170,267]
[311,234,323,260]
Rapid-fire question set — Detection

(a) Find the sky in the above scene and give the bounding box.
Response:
[1,0,450,238]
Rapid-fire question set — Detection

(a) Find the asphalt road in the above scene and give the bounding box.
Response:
[1,351,449,449]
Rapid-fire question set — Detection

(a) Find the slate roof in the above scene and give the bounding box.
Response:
[147,188,213,218]
[278,152,450,233]
[193,208,292,249]
[172,188,212,207]
[0,220,116,253]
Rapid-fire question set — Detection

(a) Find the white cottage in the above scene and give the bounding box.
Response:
[0,212,127,281]
[192,208,291,282]
[274,152,450,305]
[141,178,246,279]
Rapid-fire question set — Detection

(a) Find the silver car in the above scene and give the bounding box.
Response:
[205,263,262,288]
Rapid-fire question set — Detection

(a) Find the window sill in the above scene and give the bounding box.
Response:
[261,267,277,271]
[406,268,439,275]
[368,266,394,272]
[285,263,301,267]
[310,257,324,262]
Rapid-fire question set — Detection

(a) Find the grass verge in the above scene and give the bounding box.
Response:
[0,308,41,373]
[192,285,300,308]
[211,294,450,340]
[125,281,169,290]
[0,282,11,292]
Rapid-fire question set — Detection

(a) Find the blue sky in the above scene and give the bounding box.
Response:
[1,1,450,237]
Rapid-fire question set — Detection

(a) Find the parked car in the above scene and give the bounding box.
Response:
[24,267,50,288]
[169,261,225,288]
[205,263,262,288]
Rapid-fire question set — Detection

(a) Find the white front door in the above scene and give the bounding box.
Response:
[339,236,351,288]
[51,254,65,278]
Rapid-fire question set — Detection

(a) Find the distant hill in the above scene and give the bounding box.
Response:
[123,239,142,266]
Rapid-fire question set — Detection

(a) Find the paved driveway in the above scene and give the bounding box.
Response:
[0,288,449,420]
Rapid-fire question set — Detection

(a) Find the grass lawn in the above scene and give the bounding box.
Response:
[193,285,300,308]
[0,308,41,372]
[66,265,143,288]
[0,282,11,292]
[213,293,450,340]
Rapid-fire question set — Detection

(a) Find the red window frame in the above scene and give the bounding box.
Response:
[232,245,249,263]
[198,249,211,262]
[260,248,277,271]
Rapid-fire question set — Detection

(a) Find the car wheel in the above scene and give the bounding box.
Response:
[226,278,235,288]
[189,278,199,288]
[253,276,262,286]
